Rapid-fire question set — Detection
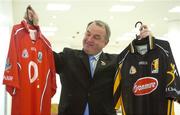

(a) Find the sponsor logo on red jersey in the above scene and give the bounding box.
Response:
[133,77,158,96]
[22,49,29,58]
[5,58,12,71]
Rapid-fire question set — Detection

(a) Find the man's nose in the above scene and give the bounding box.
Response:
[86,36,93,42]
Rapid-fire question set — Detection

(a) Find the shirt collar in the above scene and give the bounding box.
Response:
[21,20,42,39]
[89,51,102,61]
[129,35,155,53]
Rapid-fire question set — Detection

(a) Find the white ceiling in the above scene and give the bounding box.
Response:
[9,0,180,52]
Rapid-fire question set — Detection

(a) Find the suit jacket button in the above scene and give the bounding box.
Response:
[88,93,90,97]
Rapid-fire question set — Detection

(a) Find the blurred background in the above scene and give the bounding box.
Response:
[0,0,180,114]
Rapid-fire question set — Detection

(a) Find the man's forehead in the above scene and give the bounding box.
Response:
[87,23,105,32]
[87,27,105,36]
[89,22,105,28]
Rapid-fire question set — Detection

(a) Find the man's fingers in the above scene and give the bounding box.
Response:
[27,6,35,16]
[25,5,39,25]
[28,5,36,15]
[139,25,148,31]
[140,31,150,38]
[139,26,151,39]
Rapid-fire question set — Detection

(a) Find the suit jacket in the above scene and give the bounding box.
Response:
[53,48,118,115]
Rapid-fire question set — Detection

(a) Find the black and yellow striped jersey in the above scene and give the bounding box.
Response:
[114,37,180,115]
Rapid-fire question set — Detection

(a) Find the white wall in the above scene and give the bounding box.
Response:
[0,0,13,115]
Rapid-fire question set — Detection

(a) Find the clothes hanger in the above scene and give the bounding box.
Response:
[135,21,143,40]
[133,21,150,46]
[135,21,143,28]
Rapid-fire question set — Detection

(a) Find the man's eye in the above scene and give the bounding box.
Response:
[94,36,101,40]
[86,33,91,36]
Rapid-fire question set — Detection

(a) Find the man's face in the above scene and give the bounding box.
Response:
[83,22,108,55]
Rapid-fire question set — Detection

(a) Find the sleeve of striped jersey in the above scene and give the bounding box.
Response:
[165,42,180,100]
[3,26,20,95]
[165,41,179,77]
[113,64,122,110]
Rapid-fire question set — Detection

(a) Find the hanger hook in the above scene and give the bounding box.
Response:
[135,21,143,39]
[135,21,143,29]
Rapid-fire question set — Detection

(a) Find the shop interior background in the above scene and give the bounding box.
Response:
[0,0,180,114]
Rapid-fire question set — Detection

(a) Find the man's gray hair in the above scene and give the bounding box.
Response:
[87,20,111,41]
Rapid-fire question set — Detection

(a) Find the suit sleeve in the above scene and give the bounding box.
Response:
[53,51,62,74]
[160,40,179,76]
[53,48,68,74]
[3,26,20,96]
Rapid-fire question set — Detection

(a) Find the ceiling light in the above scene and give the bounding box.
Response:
[163,17,168,21]
[169,6,180,13]
[168,29,180,40]
[110,5,135,12]
[0,15,7,22]
[41,26,58,32]
[119,0,144,2]
[43,31,55,37]
[150,23,155,28]
[41,26,58,37]
[52,15,56,19]
[47,3,71,11]
[49,22,53,26]
[109,16,114,20]
[116,31,135,41]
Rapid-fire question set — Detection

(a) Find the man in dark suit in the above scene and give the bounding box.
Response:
[53,20,150,115]
[26,6,150,115]
[53,20,118,115]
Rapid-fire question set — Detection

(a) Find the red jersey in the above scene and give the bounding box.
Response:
[3,20,56,115]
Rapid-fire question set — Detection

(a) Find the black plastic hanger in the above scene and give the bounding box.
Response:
[135,21,143,39]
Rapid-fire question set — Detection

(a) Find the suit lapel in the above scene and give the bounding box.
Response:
[79,51,109,79]
[94,52,108,77]
[79,50,91,75]
[75,50,92,88]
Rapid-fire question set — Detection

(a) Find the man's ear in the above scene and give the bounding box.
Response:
[105,40,109,45]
